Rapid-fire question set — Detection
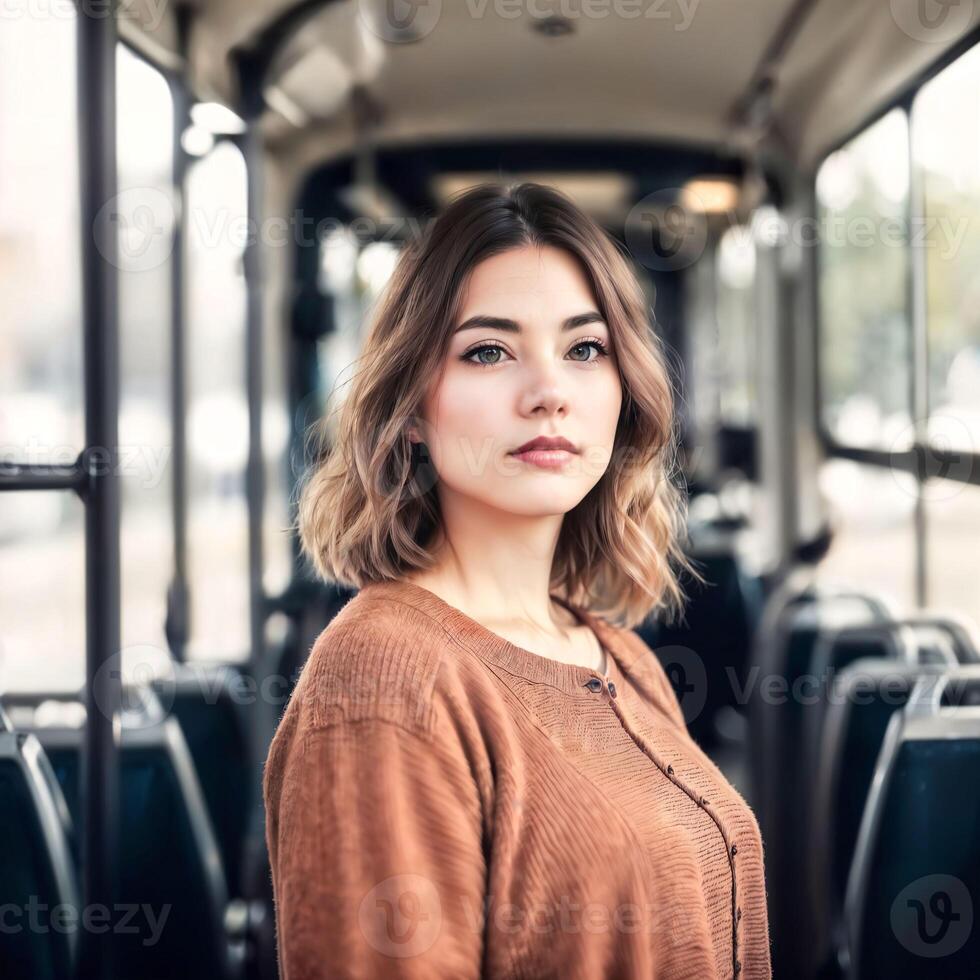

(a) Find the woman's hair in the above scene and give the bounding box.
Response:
[294,181,701,628]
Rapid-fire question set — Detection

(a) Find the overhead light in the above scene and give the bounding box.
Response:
[431,172,636,222]
[190,101,246,135]
[680,177,740,214]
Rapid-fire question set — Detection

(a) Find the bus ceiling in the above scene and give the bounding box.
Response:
[113,0,980,174]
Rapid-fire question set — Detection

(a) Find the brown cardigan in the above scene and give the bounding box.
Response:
[263,579,772,979]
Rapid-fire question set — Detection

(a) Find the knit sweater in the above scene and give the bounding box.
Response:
[263,579,772,979]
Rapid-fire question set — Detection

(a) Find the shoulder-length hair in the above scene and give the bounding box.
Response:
[295,181,700,628]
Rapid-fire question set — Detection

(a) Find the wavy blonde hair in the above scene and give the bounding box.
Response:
[295,182,701,628]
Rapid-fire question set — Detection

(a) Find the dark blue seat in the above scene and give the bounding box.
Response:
[845,667,980,979]
[747,578,895,980]
[151,663,256,896]
[20,686,238,980]
[810,656,954,978]
[0,708,79,980]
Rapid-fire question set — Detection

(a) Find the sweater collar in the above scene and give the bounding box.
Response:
[355,579,645,694]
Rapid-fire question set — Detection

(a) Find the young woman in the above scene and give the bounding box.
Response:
[263,182,772,979]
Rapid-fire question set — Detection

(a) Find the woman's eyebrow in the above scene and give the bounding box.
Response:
[453,311,605,334]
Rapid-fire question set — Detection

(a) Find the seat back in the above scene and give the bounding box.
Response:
[0,726,79,980]
[845,666,980,979]
[810,656,951,975]
[151,663,255,895]
[748,581,894,980]
[639,546,764,750]
[23,687,233,980]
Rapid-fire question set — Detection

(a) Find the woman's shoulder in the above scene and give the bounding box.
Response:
[285,587,462,738]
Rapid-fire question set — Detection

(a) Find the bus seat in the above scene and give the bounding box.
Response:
[845,667,980,979]
[0,724,79,980]
[810,657,950,978]
[637,546,764,751]
[21,685,240,980]
[748,583,894,980]
[151,663,255,896]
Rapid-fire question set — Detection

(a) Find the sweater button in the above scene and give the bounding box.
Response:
[607,681,617,698]
[734,959,741,974]
[585,677,603,693]
[736,906,742,922]
[731,843,738,858]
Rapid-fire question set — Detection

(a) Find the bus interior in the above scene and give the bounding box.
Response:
[3,1,980,978]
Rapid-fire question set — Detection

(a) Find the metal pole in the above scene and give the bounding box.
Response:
[165,6,193,663]
[76,1,121,977]
[237,74,267,673]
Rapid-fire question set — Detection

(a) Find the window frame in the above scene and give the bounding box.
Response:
[813,28,980,611]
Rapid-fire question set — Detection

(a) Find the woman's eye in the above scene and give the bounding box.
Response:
[463,344,508,367]
[569,340,609,362]
[461,339,609,367]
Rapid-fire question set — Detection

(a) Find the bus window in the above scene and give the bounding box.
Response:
[924,479,980,619]
[0,12,84,692]
[913,43,980,455]
[716,225,757,428]
[116,44,175,661]
[816,458,918,608]
[315,231,401,426]
[817,108,912,451]
[186,142,250,660]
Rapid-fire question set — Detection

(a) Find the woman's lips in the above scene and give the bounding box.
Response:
[509,448,576,470]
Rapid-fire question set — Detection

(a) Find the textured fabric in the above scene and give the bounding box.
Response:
[263,579,772,979]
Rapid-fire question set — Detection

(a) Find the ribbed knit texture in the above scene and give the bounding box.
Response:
[263,580,772,979]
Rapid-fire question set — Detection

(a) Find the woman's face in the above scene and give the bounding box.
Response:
[414,244,623,519]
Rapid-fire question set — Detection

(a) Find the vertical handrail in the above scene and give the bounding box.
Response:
[76,1,121,977]
[238,69,267,674]
[165,5,193,664]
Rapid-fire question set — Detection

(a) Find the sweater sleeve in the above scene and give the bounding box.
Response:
[265,714,488,980]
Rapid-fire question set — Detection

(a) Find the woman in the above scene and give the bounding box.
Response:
[264,182,772,979]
